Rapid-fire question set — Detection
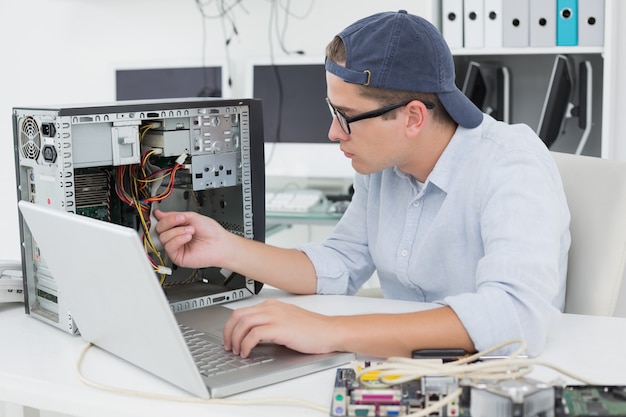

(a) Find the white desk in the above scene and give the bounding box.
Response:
[2,289,626,417]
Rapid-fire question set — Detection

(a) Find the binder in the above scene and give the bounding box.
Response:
[556,0,578,46]
[529,0,556,47]
[463,0,485,48]
[578,0,604,46]
[464,0,485,48]
[503,0,529,47]
[442,0,464,48]
[484,0,503,48]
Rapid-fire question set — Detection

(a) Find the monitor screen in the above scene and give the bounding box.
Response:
[573,60,593,155]
[116,66,223,100]
[537,57,595,154]
[462,61,488,110]
[461,61,511,123]
[252,63,331,143]
[576,61,592,131]
[493,66,511,124]
[246,58,353,180]
[537,55,573,148]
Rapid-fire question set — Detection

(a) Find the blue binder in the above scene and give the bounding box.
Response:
[556,0,578,46]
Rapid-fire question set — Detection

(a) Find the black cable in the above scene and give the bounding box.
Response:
[194,0,248,92]
[269,0,310,55]
[267,1,284,145]
[218,1,234,88]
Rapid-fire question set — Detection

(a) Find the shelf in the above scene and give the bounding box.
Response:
[451,46,604,56]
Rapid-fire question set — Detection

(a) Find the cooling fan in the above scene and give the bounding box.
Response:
[20,116,41,160]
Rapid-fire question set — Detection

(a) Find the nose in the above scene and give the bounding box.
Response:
[328,116,348,142]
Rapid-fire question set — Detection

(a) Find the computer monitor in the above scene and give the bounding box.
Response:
[246,57,353,181]
[537,55,592,154]
[572,61,593,155]
[493,66,511,124]
[115,66,224,100]
[251,61,330,144]
[461,61,511,124]
[537,55,574,149]
[462,61,488,110]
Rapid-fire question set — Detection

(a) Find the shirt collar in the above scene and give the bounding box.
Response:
[390,115,486,193]
[422,118,486,193]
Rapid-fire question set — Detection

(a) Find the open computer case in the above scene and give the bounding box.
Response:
[13,98,265,334]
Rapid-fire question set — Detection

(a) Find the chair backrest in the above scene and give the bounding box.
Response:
[551,151,626,316]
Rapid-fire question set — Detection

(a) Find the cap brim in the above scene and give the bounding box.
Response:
[438,89,484,129]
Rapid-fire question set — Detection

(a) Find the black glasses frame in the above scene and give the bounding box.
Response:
[326,98,435,135]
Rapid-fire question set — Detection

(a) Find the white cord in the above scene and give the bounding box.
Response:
[76,338,600,414]
[357,339,599,388]
[76,342,330,413]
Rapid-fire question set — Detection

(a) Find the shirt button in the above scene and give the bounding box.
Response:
[413,200,420,207]
[401,249,409,257]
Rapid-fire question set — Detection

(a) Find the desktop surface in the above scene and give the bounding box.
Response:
[2,290,626,417]
[265,174,353,227]
[266,200,344,232]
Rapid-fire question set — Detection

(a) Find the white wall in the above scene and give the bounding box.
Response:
[0,0,436,260]
[611,1,626,161]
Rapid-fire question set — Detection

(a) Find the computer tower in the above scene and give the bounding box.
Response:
[13,98,265,334]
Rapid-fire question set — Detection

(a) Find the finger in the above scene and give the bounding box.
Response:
[239,325,271,358]
[223,307,255,354]
[161,230,193,253]
[154,211,187,233]
[222,311,238,351]
[223,301,271,347]
[158,224,193,246]
[224,306,270,356]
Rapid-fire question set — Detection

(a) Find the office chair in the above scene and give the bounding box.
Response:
[552,151,626,317]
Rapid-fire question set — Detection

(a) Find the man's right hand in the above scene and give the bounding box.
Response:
[154,209,229,269]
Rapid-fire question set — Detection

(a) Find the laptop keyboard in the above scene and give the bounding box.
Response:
[180,325,275,377]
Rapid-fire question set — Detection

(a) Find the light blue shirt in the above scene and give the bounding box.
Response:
[299,114,570,356]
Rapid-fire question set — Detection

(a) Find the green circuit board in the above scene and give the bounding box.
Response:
[557,386,626,416]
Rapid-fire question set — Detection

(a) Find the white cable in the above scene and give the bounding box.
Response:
[357,338,599,388]
[76,338,600,414]
[76,342,329,413]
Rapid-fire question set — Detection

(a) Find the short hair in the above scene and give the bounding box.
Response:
[325,36,455,126]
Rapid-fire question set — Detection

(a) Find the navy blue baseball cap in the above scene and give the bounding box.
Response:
[325,10,483,129]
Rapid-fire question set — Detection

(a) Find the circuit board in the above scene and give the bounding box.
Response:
[330,366,626,417]
[555,386,626,416]
[330,367,463,417]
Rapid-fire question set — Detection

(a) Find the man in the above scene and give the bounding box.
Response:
[155,10,570,359]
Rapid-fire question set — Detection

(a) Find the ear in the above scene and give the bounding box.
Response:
[404,100,429,136]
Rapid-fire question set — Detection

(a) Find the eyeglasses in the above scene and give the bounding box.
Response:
[326,97,435,135]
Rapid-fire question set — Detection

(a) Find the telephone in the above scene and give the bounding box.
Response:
[0,260,23,303]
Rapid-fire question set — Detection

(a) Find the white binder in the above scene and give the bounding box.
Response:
[530,0,556,47]
[578,0,604,46]
[442,0,464,48]
[484,0,503,48]
[503,0,530,47]
[464,0,485,48]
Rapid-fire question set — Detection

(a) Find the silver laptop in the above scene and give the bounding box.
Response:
[18,201,355,398]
